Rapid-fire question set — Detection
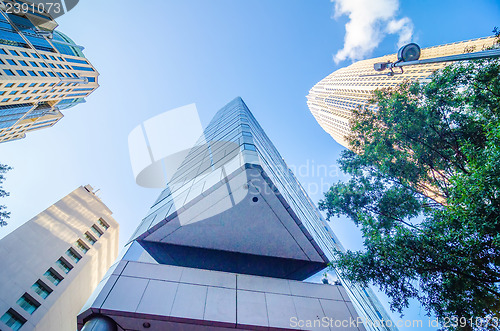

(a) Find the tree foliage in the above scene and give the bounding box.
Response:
[319,50,500,328]
[0,163,11,227]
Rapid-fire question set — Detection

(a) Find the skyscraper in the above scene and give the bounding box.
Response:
[307,37,497,148]
[0,0,99,143]
[0,185,119,331]
[78,98,395,331]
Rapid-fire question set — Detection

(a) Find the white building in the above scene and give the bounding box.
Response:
[0,185,119,331]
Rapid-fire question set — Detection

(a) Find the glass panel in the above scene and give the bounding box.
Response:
[98,218,109,230]
[31,280,52,299]
[55,258,72,274]
[84,232,96,245]
[65,248,81,263]
[0,310,26,330]
[43,269,62,286]
[90,225,102,237]
[75,239,89,253]
[16,294,39,314]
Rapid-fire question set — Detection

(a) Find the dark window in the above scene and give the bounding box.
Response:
[3,69,15,76]
[16,70,26,76]
[84,232,96,245]
[98,218,109,230]
[90,225,103,238]
[65,248,81,264]
[55,257,73,274]
[75,239,89,253]
[31,280,52,299]
[16,294,40,314]
[0,309,26,330]
[6,59,17,65]
[44,268,63,286]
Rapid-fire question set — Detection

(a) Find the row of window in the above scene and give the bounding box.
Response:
[0,218,109,330]
[2,68,80,79]
[1,81,78,88]
[0,49,90,68]
[0,48,63,61]
[1,57,73,70]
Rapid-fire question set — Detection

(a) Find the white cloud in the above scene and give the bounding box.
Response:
[332,0,413,63]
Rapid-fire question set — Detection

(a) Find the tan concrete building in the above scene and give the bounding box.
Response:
[0,0,99,143]
[0,185,119,331]
[307,37,497,148]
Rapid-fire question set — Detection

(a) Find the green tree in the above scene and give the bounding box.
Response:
[0,163,11,227]
[319,53,500,327]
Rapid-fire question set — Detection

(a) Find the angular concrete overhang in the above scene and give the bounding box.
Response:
[135,164,329,280]
[78,261,366,331]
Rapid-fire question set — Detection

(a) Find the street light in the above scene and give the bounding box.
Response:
[373,42,500,75]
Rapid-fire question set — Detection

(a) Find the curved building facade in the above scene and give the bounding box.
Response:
[307,37,497,148]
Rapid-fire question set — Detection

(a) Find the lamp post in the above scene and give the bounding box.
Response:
[374,42,500,75]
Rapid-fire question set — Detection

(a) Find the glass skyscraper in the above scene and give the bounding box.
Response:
[78,97,395,331]
[0,0,98,143]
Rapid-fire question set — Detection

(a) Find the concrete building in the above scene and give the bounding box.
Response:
[0,0,99,143]
[307,37,497,148]
[78,98,395,330]
[0,185,119,331]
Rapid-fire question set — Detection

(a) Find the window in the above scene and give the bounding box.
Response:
[6,59,17,65]
[57,64,64,69]
[18,83,26,87]
[10,50,19,56]
[3,69,15,76]
[49,63,56,68]
[29,83,36,87]
[32,90,39,94]
[31,280,52,299]
[31,53,39,59]
[20,51,29,57]
[90,225,103,238]
[16,70,27,76]
[21,90,28,94]
[75,239,89,253]
[57,57,63,61]
[2,98,10,102]
[40,63,48,68]
[86,77,96,82]
[39,83,46,87]
[0,91,5,95]
[38,71,47,77]
[242,143,257,151]
[16,294,40,314]
[28,71,37,77]
[41,54,48,59]
[43,268,63,286]
[0,49,7,55]
[13,97,20,101]
[49,55,56,60]
[0,309,26,330]
[48,83,55,87]
[55,258,73,274]
[72,65,95,72]
[65,248,81,263]
[65,57,88,64]
[6,83,14,88]
[48,72,56,77]
[84,232,96,245]
[98,218,109,230]
[29,61,38,67]
[9,91,17,95]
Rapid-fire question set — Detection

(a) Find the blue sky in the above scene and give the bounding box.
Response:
[0,0,499,329]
